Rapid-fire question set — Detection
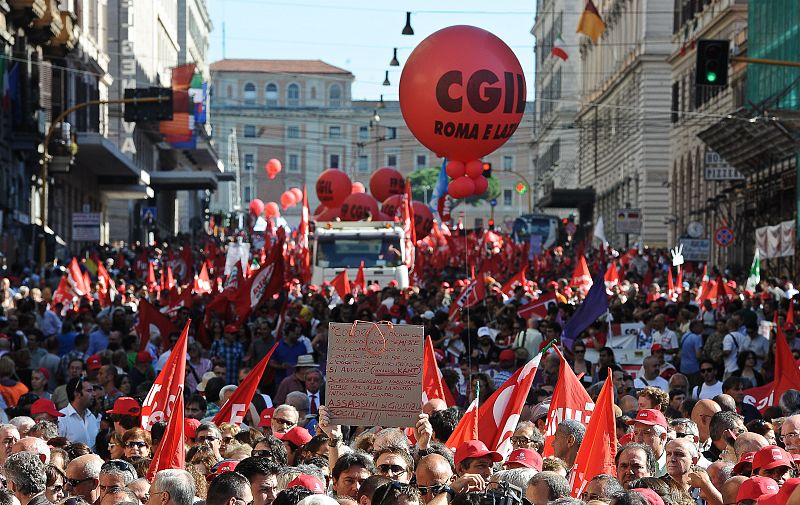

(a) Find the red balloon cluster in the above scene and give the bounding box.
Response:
[265,159,282,179]
[280,187,304,210]
[445,159,488,199]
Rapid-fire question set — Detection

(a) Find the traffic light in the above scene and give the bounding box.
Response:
[488,218,495,228]
[515,182,527,194]
[695,40,730,87]
[123,87,174,122]
[482,162,492,179]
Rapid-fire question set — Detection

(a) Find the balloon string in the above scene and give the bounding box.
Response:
[349,319,388,356]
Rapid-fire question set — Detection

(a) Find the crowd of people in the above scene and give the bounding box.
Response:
[0,237,799,505]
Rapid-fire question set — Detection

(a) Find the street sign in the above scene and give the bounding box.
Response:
[72,212,101,242]
[615,208,642,234]
[714,227,735,247]
[678,238,710,261]
[140,206,157,223]
[565,222,577,235]
[490,198,497,207]
[704,151,744,180]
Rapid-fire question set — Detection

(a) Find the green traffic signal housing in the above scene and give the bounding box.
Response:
[695,39,730,87]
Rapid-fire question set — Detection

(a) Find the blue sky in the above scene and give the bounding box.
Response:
[207,0,537,101]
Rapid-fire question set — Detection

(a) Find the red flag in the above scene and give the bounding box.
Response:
[500,267,527,298]
[82,271,93,300]
[354,261,366,293]
[744,315,800,412]
[401,180,416,272]
[213,341,279,426]
[166,266,175,290]
[52,276,74,308]
[422,337,455,406]
[543,347,595,456]
[331,269,351,298]
[67,257,89,297]
[696,264,710,304]
[147,393,184,480]
[136,300,179,352]
[298,185,311,283]
[233,230,286,322]
[141,320,189,429]
[676,265,683,298]
[193,263,212,295]
[445,398,478,450]
[569,371,617,497]
[448,279,484,320]
[604,262,620,295]
[147,262,157,292]
[788,299,795,327]
[517,291,557,320]
[570,255,592,293]
[667,267,675,301]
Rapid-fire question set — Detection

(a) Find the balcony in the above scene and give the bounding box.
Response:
[30,0,62,42]
[8,0,46,21]
[50,10,76,49]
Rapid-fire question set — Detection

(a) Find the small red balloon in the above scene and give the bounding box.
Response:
[465,160,484,178]
[352,182,366,194]
[266,159,282,179]
[448,176,475,199]
[280,191,297,209]
[316,169,352,208]
[381,194,404,219]
[370,167,405,202]
[340,193,380,222]
[472,175,489,195]
[412,201,434,240]
[248,198,264,216]
[290,187,303,202]
[264,202,280,217]
[446,160,466,179]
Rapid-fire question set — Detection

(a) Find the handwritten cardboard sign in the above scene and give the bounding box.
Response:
[325,322,424,427]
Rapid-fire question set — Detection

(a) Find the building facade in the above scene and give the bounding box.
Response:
[209,59,535,230]
[575,0,673,247]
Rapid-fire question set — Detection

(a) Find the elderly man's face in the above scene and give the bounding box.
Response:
[271,409,297,434]
[617,448,650,489]
[782,416,800,454]
[0,426,20,463]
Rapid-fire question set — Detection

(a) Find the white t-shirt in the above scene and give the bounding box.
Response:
[723,331,748,375]
[633,375,669,391]
[692,381,723,400]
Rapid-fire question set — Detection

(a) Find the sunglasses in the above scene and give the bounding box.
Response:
[196,436,219,443]
[125,441,148,449]
[66,476,94,487]
[700,368,715,373]
[418,484,449,497]
[377,463,407,476]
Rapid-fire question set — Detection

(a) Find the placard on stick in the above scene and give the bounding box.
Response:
[325,322,423,427]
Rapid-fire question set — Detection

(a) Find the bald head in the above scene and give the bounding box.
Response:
[706,461,733,492]
[666,437,698,458]
[423,399,447,415]
[733,432,768,460]
[620,396,638,414]
[416,454,453,503]
[721,475,746,505]
[11,437,50,464]
[691,400,721,442]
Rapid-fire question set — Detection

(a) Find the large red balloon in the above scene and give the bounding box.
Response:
[265,202,280,217]
[340,193,380,222]
[352,182,366,194]
[313,204,326,216]
[381,194,404,219]
[290,187,303,202]
[412,202,434,240]
[316,169,352,208]
[448,176,475,199]
[248,198,264,216]
[369,167,405,202]
[280,191,296,209]
[266,159,282,179]
[399,26,526,161]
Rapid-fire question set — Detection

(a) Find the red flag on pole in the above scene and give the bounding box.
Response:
[445,397,478,450]
[213,341,279,426]
[570,255,592,293]
[744,314,800,412]
[232,230,285,322]
[166,266,175,290]
[354,261,366,293]
[136,300,179,352]
[193,263,212,294]
[517,291,557,320]
[422,337,455,406]
[569,371,617,498]
[696,264,709,304]
[147,262,158,292]
[604,262,620,295]
[788,299,795,327]
[298,185,311,283]
[67,257,89,297]
[331,269,351,298]
[500,267,527,298]
[141,320,189,429]
[146,393,184,480]
[543,346,595,456]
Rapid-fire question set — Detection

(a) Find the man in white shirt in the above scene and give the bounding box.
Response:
[633,356,669,391]
[650,314,679,362]
[722,319,748,378]
[742,323,769,371]
[692,359,724,400]
[58,377,100,450]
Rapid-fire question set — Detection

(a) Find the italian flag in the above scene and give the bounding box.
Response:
[746,248,760,292]
[551,34,569,60]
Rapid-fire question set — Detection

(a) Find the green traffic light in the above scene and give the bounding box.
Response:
[706,71,717,83]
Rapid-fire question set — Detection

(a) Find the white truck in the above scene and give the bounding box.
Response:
[311,220,409,288]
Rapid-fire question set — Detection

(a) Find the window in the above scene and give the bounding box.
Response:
[243,125,256,138]
[329,84,341,107]
[244,153,254,172]
[359,126,369,140]
[243,83,256,105]
[503,189,513,206]
[329,126,341,138]
[226,85,232,98]
[244,185,252,202]
[358,155,369,173]
[503,156,513,171]
[386,154,397,167]
[287,84,300,107]
[386,127,397,139]
[288,154,300,172]
[310,87,316,100]
[265,83,278,107]
[416,155,427,169]
[287,125,300,139]
[330,154,340,169]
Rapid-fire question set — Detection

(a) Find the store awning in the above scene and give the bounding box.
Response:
[697,108,800,177]
[149,171,219,190]
[216,172,236,182]
[539,186,596,209]
[75,133,153,200]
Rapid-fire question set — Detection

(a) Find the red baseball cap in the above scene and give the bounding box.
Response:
[632,489,665,505]
[258,408,275,427]
[499,350,516,362]
[30,399,64,418]
[207,460,239,482]
[274,426,312,447]
[224,324,238,334]
[184,418,200,440]
[287,475,325,494]
[752,445,793,471]
[650,343,664,353]
[454,440,503,468]
[758,477,800,505]
[86,354,102,371]
[106,396,141,416]
[627,409,668,429]
[504,448,542,471]
[733,452,755,475]
[735,476,779,502]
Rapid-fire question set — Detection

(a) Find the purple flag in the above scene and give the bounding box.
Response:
[562,266,608,351]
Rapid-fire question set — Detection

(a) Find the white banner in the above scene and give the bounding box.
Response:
[755,220,795,259]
